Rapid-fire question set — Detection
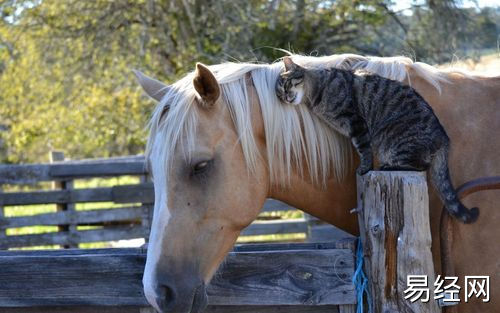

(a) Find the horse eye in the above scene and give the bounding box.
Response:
[192,160,211,176]
[194,161,208,171]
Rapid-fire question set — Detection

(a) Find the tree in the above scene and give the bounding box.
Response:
[0,0,497,163]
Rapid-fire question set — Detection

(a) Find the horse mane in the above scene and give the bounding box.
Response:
[146,53,464,187]
[291,53,452,93]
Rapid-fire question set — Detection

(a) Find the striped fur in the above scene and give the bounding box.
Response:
[276,57,479,223]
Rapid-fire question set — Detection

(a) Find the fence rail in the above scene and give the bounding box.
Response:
[0,239,357,312]
[0,156,146,184]
[0,153,347,249]
[0,167,449,312]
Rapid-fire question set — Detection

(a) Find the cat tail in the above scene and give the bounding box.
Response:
[430,146,479,224]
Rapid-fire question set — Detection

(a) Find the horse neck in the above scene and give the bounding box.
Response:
[269,169,359,235]
[247,81,359,235]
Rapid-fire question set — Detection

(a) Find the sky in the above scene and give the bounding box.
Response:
[393,0,499,13]
[462,0,500,7]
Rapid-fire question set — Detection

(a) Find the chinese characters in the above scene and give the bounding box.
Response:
[404,275,490,304]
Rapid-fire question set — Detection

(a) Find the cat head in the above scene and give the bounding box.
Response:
[276,57,306,105]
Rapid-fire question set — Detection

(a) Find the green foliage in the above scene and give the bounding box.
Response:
[0,0,497,163]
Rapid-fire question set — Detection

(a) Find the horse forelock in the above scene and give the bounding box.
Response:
[146,60,354,188]
[147,53,476,188]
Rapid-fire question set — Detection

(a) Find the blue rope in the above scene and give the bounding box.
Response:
[352,239,373,313]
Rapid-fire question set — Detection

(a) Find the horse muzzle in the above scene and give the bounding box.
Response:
[149,275,208,313]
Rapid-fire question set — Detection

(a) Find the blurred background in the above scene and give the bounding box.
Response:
[0,0,498,164]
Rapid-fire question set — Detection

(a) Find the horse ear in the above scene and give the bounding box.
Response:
[193,63,220,106]
[283,57,298,72]
[133,70,170,102]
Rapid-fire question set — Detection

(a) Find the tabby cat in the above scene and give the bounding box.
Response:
[276,57,479,224]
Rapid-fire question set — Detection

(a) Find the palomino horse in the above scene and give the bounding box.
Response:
[135,54,499,313]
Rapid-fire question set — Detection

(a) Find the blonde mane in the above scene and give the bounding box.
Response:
[146,53,456,187]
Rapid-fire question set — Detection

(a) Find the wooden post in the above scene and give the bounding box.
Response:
[50,151,77,248]
[356,171,441,313]
[0,186,6,249]
[140,171,152,244]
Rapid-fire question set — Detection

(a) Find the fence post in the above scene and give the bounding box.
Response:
[50,151,77,249]
[139,165,152,244]
[356,171,441,313]
[0,186,5,249]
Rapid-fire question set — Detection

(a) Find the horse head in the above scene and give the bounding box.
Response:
[136,64,270,313]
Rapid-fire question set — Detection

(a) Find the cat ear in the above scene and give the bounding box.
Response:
[193,62,220,106]
[283,57,298,72]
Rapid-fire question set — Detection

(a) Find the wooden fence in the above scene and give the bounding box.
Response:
[356,171,441,313]
[0,240,358,313]
[0,153,349,249]
[0,169,443,312]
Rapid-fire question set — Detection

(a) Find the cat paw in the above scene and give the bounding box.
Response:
[356,165,372,175]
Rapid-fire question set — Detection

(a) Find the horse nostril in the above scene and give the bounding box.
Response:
[164,285,174,303]
[151,280,207,313]
[157,284,176,311]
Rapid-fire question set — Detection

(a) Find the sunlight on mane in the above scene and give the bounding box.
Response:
[146,53,459,187]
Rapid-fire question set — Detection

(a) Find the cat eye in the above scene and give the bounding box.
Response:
[292,78,303,85]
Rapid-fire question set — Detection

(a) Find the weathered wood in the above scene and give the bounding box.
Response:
[0,156,146,184]
[1,307,143,313]
[209,249,355,305]
[112,183,154,203]
[64,155,144,164]
[2,225,148,248]
[0,239,355,256]
[49,162,146,179]
[139,174,152,244]
[0,187,5,243]
[1,305,340,313]
[241,219,307,236]
[356,171,441,313]
[338,304,356,313]
[0,183,154,205]
[51,151,77,248]
[0,206,147,228]
[0,247,356,307]
[233,238,356,252]
[208,305,339,313]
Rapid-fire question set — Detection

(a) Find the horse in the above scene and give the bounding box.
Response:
[134,53,500,313]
